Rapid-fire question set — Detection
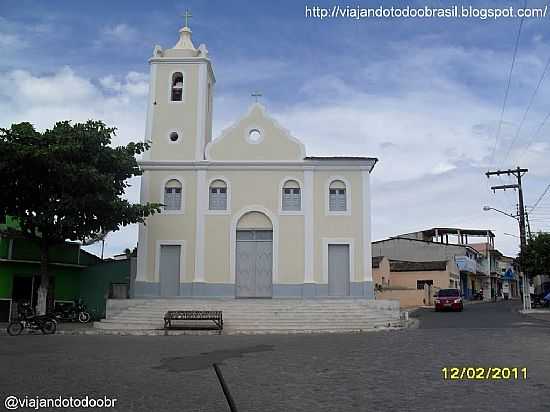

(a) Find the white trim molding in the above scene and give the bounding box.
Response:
[168,69,186,104]
[167,128,184,145]
[155,240,186,283]
[136,171,150,282]
[245,126,265,145]
[303,169,314,283]
[278,176,304,215]
[195,63,208,160]
[159,175,186,215]
[325,175,352,216]
[362,170,373,282]
[142,62,158,161]
[230,205,279,284]
[322,237,355,284]
[206,175,232,215]
[204,103,307,160]
[139,159,377,171]
[194,170,207,282]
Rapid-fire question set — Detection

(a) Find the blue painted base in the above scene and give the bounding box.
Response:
[133,281,375,299]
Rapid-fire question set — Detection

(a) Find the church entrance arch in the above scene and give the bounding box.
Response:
[235,211,273,298]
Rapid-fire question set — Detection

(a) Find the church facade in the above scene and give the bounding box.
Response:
[135,23,377,299]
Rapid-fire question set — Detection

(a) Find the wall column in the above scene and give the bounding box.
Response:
[136,176,150,284]
[303,168,315,296]
[194,169,207,283]
[362,169,374,298]
[195,63,207,160]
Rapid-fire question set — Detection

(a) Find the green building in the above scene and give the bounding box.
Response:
[0,215,133,321]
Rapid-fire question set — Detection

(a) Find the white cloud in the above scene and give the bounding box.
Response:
[0,67,149,258]
[0,66,148,145]
[236,42,550,256]
[98,23,138,46]
[100,72,149,97]
[3,37,549,258]
[0,33,25,49]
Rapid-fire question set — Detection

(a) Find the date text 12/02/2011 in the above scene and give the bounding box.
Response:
[441,367,527,380]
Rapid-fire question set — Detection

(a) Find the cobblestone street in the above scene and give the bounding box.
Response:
[1,301,549,411]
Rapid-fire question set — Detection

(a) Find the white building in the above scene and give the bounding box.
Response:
[134,23,377,299]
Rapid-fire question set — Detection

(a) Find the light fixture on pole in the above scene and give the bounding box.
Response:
[483,205,530,310]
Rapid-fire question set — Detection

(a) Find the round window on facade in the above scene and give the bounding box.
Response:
[169,131,179,143]
[248,128,262,143]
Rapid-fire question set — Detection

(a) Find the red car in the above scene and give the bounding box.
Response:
[434,288,463,312]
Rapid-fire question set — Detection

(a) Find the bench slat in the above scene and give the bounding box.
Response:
[163,310,223,331]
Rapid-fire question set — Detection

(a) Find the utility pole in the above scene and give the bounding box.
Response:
[525,211,533,241]
[486,167,530,310]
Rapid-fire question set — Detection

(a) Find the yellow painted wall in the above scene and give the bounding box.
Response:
[144,170,197,281]
[313,171,363,282]
[206,104,304,161]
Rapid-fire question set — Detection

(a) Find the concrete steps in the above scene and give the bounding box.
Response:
[94,298,402,334]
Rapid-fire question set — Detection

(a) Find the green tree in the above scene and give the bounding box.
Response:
[0,120,160,313]
[520,232,550,279]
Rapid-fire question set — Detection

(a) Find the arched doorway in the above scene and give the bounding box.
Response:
[235,211,273,298]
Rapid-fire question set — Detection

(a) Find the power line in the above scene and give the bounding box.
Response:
[529,183,550,213]
[516,109,550,162]
[502,54,550,166]
[489,0,527,167]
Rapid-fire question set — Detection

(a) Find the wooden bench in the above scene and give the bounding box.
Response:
[163,310,223,332]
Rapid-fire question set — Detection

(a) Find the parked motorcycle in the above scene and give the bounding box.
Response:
[51,299,91,323]
[473,290,484,300]
[531,293,550,308]
[7,302,57,336]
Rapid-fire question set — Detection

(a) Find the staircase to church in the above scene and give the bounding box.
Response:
[94,298,402,334]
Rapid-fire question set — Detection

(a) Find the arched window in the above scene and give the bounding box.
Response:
[282,180,301,211]
[209,179,227,210]
[329,180,347,212]
[171,72,183,101]
[164,179,182,211]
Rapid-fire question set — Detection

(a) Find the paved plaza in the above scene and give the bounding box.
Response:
[1,301,550,411]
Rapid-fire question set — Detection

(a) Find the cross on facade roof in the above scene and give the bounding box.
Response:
[251,92,262,103]
[183,9,192,28]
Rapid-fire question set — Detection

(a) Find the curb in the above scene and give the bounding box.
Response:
[404,318,419,329]
[3,325,408,337]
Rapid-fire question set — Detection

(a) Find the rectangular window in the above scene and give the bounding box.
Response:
[282,188,301,211]
[417,280,433,290]
[209,187,227,210]
[164,188,182,211]
[329,189,346,211]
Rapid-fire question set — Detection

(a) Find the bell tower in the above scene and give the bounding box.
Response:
[144,16,215,161]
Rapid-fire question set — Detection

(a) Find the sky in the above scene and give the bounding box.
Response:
[2,0,550,257]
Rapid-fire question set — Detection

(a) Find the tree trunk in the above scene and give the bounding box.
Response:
[36,240,49,315]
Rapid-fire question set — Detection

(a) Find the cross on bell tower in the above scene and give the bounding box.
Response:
[183,9,192,28]
[251,92,262,103]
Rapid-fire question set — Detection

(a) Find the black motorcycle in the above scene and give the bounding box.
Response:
[7,302,57,336]
[531,294,550,308]
[51,299,91,323]
[473,290,484,300]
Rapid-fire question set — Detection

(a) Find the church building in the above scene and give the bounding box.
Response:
[135,22,378,299]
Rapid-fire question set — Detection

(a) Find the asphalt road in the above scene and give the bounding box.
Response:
[1,300,549,412]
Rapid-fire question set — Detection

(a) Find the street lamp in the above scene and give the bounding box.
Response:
[483,205,531,310]
[482,206,518,220]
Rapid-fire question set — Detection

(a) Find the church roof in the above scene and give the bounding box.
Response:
[305,156,378,162]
